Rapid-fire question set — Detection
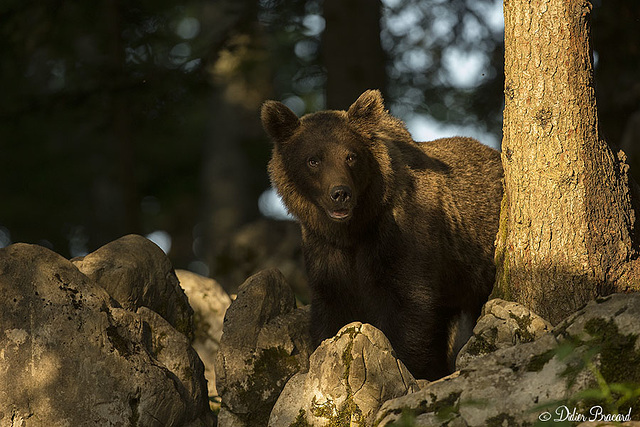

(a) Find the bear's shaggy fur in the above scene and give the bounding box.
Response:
[261,90,503,380]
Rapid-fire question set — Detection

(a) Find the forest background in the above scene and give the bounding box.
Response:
[1,0,638,291]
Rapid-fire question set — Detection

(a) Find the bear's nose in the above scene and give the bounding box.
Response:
[330,185,352,203]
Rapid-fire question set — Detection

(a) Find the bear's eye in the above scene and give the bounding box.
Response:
[346,153,357,164]
[307,157,320,168]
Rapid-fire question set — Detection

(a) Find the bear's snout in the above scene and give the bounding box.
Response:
[326,185,354,221]
[330,185,352,203]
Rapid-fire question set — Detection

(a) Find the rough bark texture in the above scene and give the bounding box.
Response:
[494,0,640,324]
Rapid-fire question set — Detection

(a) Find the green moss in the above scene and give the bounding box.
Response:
[234,346,301,422]
[342,340,354,383]
[544,317,640,419]
[406,392,462,422]
[486,412,519,427]
[310,396,335,419]
[583,317,640,385]
[333,325,359,342]
[385,409,417,427]
[289,409,313,427]
[250,346,300,387]
[492,191,512,301]
[309,327,366,426]
[464,330,498,356]
[377,394,486,426]
[509,312,535,343]
[526,349,555,372]
[429,391,461,420]
[310,395,365,427]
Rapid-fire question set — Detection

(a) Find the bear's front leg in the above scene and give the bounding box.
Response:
[309,292,357,347]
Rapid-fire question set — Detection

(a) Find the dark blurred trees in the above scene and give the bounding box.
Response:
[0,0,217,258]
[0,0,637,279]
[322,0,386,109]
[592,0,640,176]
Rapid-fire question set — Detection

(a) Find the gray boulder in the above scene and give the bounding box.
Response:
[215,269,313,426]
[0,242,213,426]
[375,293,640,426]
[176,269,232,401]
[137,306,210,415]
[73,234,194,338]
[456,298,552,369]
[269,322,419,427]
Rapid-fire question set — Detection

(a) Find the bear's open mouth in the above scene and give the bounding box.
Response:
[328,209,351,221]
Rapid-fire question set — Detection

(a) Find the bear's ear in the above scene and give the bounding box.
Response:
[261,101,301,144]
[347,89,385,126]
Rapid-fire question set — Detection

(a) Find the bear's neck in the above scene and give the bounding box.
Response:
[301,206,395,249]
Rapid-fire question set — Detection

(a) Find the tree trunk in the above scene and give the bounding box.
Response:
[322,0,386,110]
[493,0,640,324]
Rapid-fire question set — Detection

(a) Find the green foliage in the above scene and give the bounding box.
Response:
[531,317,640,423]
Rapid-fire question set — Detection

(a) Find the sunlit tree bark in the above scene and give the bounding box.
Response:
[493,0,640,324]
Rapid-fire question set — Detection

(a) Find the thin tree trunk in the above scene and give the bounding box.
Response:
[493,0,640,324]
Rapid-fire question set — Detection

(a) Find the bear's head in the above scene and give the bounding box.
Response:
[261,90,413,236]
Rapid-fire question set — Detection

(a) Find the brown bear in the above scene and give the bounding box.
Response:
[261,90,503,380]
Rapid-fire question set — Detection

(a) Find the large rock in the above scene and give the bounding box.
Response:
[73,234,194,338]
[137,306,210,415]
[456,298,552,370]
[176,269,232,401]
[269,322,419,427]
[0,242,214,426]
[215,269,313,426]
[375,293,640,426]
